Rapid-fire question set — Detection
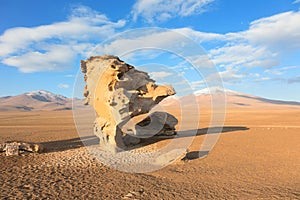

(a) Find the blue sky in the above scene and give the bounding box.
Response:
[1,0,300,101]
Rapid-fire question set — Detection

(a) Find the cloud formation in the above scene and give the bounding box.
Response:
[131,0,215,23]
[183,10,300,82]
[150,71,172,79]
[239,11,300,51]
[1,5,299,88]
[95,10,300,85]
[287,76,300,83]
[0,5,125,72]
[58,83,70,89]
[293,0,300,4]
[264,66,297,75]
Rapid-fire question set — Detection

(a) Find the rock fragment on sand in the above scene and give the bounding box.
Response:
[122,189,145,200]
[5,142,19,156]
[0,141,44,156]
[19,142,44,153]
[0,142,5,152]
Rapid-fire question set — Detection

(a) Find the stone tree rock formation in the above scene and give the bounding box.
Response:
[81,55,177,151]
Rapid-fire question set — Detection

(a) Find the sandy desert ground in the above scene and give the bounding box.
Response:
[0,104,300,199]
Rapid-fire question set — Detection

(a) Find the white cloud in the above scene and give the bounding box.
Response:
[0,5,126,72]
[58,83,70,89]
[64,74,75,78]
[190,80,205,90]
[209,44,278,69]
[293,0,300,4]
[190,68,244,90]
[150,71,172,79]
[175,28,225,42]
[219,69,245,82]
[287,76,300,83]
[240,11,300,51]
[196,10,300,83]
[264,66,297,75]
[255,77,271,82]
[1,3,299,88]
[93,27,225,66]
[183,54,218,69]
[132,0,215,23]
[2,45,76,73]
[172,11,300,78]
[264,75,300,84]
[93,8,300,84]
[94,28,198,57]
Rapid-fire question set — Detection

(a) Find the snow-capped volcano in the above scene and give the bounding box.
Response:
[0,90,81,111]
[161,87,300,108]
[193,87,244,96]
[25,90,68,103]
[1,88,299,112]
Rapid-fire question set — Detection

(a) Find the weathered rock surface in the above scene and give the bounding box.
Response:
[136,112,178,136]
[81,55,177,150]
[0,141,44,156]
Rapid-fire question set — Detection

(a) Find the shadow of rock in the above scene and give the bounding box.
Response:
[180,126,250,161]
[40,135,99,153]
[39,126,249,155]
[182,151,210,161]
[137,126,250,148]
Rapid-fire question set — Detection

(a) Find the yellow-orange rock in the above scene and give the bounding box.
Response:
[81,55,177,150]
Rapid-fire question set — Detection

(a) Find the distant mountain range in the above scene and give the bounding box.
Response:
[0,88,299,112]
[0,90,84,111]
[162,87,300,108]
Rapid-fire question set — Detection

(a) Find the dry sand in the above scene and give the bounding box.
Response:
[0,106,300,199]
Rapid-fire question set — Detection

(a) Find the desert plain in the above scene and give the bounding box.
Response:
[0,98,300,199]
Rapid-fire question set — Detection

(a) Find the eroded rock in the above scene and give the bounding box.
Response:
[5,142,19,156]
[81,55,177,150]
[0,142,43,156]
[0,142,5,152]
[136,112,178,136]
